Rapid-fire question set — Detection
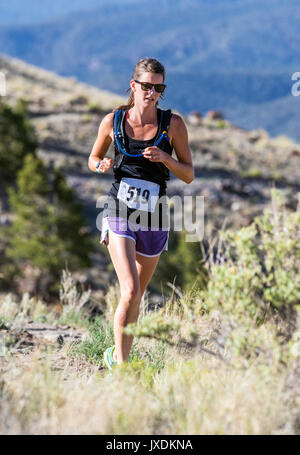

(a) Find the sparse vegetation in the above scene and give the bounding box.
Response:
[87,102,102,114]
[0,192,299,434]
[151,230,209,294]
[0,154,93,297]
[0,99,37,187]
[247,168,262,178]
[1,54,300,435]
[69,94,88,106]
[216,120,227,129]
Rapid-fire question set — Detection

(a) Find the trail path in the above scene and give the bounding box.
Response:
[0,320,103,383]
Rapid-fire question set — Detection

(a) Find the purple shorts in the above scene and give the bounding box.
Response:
[100,217,169,257]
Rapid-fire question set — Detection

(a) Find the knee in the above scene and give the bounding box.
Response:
[120,284,140,306]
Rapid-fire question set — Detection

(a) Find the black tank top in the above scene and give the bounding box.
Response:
[102,108,172,228]
[113,108,173,193]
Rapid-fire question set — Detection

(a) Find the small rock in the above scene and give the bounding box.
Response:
[206,110,224,120]
[57,335,64,346]
[188,111,202,125]
[0,215,11,226]
[248,133,261,143]
[289,149,300,157]
[59,325,70,330]
[231,201,241,211]
[0,322,9,330]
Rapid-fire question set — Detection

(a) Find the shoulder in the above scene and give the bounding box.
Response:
[101,112,114,127]
[159,109,185,131]
[169,113,187,145]
[170,113,185,128]
[98,112,114,139]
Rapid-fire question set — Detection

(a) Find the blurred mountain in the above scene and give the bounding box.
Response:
[0,0,129,25]
[0,0,299,139]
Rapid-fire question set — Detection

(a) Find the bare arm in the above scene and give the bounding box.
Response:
[164,114,194,183]
[142,114,194,184]
[88,112,114,173]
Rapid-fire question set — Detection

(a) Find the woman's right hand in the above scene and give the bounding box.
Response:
[96,157,114,173]
[88,112,114,173]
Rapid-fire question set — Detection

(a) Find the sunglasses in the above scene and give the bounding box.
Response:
[134,80,166,94]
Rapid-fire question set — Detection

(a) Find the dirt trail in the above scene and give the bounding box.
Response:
[0,321,103,382]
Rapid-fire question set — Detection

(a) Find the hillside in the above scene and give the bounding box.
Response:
[1,53,300,288]
[0,0,299,139]
[0,192,299,434]
[1,54,300,435]
[0,54,126,293]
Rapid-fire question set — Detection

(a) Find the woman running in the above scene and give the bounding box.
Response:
[88,57,194,370]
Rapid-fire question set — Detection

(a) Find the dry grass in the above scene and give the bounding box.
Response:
[0,280,299,434]
[1,285,298,435]
[0,335,293,435]
[1,194,299,435]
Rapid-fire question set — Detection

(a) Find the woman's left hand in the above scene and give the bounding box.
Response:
[142,146,169,163]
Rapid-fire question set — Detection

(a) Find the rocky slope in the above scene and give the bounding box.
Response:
[1,54,300,290]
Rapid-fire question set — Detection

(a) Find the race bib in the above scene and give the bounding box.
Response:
[117,178,160,212]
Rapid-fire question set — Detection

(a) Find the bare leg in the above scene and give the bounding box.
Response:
[122,252,161,356]
[136,253,161,298]
[107,233,140,363]
[107,232,161,364]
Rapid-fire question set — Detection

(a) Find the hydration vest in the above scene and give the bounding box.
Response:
[112,107,173,186]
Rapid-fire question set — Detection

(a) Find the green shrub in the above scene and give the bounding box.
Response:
[1,154,93,296]
[123,190,300,361]
[0,98,37,187]
[248,168,262,178]
[71,316,113,365]
[88,102,102,114]
[203,189,300,323]
[70,94,88,106]
[152,230,209,293]
[216,120,226,129]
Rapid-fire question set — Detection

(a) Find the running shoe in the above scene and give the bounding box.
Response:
[103,345,117,370]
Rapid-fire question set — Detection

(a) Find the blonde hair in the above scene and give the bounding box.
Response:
[114,57,165,112]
